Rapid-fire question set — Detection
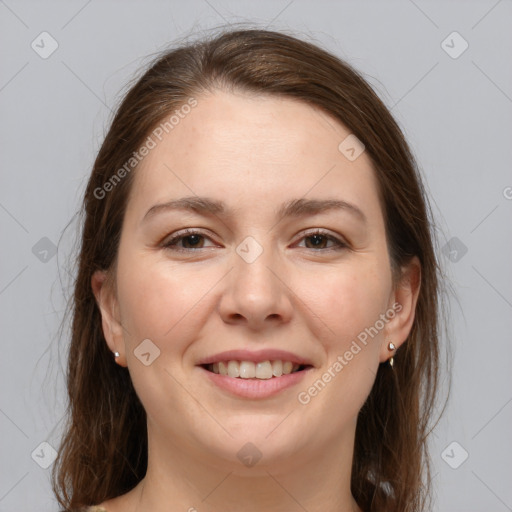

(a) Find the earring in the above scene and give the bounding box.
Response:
[114,351,120,358]
[387,342,396,368]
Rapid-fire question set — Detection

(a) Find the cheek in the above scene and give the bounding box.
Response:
[116,251,226,351]
[301,265,388,345]
[114,256,202,414]
[115,253,194,344]
[292,267,389,437]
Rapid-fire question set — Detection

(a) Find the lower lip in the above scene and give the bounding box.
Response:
[197,365,313,399]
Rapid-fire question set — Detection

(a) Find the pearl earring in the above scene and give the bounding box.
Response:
[114,351,120,358]
[387,341,396,368]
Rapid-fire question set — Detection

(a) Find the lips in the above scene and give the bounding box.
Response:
[197,362,313,399]
[195,349,315,398]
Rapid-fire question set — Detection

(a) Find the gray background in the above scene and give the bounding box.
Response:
[1,0,511,510]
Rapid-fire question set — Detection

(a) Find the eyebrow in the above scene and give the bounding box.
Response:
[142,196,367,224]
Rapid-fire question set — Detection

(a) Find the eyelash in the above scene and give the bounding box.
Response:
[161,228,348,253]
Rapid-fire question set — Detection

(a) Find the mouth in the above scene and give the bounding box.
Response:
[195,349,315,398]
[197,358,314,399]
[200,360,313,379]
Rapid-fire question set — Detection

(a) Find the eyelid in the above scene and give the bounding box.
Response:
[160,228,218,250]
[161,227,349,253]
[294,228,349,250]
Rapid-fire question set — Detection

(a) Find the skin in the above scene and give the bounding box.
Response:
[92,88,420,512]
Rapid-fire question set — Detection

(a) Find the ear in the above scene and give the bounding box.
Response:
[380,256,421,363]
[91,270,127,367]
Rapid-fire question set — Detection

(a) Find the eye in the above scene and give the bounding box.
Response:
[295,229,348,251]
[161,229,217,252]
[161,228,348,253]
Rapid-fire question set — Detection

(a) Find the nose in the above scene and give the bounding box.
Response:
[218,240,294,331]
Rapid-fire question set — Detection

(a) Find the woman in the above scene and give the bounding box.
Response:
[53,26,451,512]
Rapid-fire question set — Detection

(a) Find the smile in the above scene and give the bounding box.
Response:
[198,362,313,399]
[203,360,311,379]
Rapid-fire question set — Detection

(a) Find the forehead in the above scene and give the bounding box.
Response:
[125,89,383,227]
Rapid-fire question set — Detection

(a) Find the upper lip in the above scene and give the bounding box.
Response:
[196,349,314,367]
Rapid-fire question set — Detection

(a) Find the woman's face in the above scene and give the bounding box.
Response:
[93,89,419,472]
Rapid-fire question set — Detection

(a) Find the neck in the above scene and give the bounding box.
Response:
[123,419,363,512]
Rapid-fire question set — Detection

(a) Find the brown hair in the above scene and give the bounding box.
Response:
[52,25,452,512]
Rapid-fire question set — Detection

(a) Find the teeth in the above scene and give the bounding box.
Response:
[272,360,283,377]
[227,360,240,378]
[208,360,302,379]
[255,361,273,379]
[282,361,293,374]
[239,361,255,378]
